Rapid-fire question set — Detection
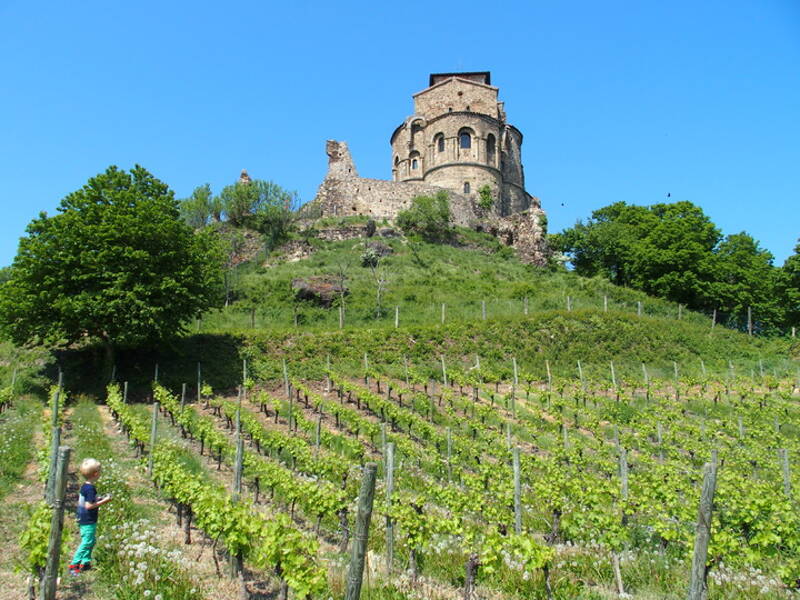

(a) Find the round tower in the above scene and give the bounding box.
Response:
[390,72,534,216]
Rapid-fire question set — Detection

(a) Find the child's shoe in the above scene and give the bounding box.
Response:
[68,564,81,576]
[79,563,91,572]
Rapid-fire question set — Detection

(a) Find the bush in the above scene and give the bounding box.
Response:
[478,185,494,211]
[396,191,453,242]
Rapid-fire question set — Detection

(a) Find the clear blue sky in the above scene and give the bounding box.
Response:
[1,0,798,266]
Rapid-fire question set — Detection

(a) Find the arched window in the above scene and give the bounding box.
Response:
[459,130,472,149]
[486,134,496,164]
[409,151,420,171]
[434,133,445,153]
[463,182,471,194]
[412,159,418,169]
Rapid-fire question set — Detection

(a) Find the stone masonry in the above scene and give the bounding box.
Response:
[308,72,549,265]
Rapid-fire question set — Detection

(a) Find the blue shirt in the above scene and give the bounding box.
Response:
[76,482,98,525]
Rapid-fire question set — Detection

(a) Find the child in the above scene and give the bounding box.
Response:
[69,458,112,575]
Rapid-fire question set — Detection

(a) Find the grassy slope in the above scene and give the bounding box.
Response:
[56,232,797,398]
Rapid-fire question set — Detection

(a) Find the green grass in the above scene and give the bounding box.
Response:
[0,397,40,498]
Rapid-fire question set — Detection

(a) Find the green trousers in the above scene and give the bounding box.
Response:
[71,523,97,565]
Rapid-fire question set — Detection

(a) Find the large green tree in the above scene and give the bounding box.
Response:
[0,165,225,359]
[553,201,785,332]
[553,201,720,306]
[780,238,800,327]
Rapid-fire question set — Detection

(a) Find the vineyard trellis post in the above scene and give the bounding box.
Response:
[545,360,552,395]
[441,302,446,325]
[505,423,511,451]
[604,295,608,312]
[180,383,186,409]
[687,451,719,600]
[577,360,585,392]
[642,363,650,401]
[779,449,791,497]
[566,295,571,311]
[123,381,128,404]
[339,304,344,329]
[403,355,409,386]
[233,396,243,501]
[41,445,71,600]
[315,414,322,452]
[395,305,399,328]
[512,357,518,387]
[711,308,716,329]
[678,304,683,320]
[637,301,642,317]
[282,359,290,398]
[737,415,744,439]
[747,306,753,336]
[447,427,453,481]
[197,362,202,404]
[481,299,486,320]
[345,462,378,600]
[513,447,522,534]
[148,401,159,477]
[110,364,116,383]
[326,355,332,393]
[523,296,529,315]
[45,383,62,506]
[385,443,395,575]
[657,422,664,463]
[154,362,159,384]
[441,356,448,387]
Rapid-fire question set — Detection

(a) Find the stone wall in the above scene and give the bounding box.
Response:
[313,141,480,227]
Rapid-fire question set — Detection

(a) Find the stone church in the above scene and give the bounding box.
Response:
[310,72,549,264]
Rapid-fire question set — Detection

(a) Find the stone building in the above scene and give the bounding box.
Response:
[390,72,532,216]
[309,72,549,264]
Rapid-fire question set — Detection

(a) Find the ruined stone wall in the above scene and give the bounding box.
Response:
[314,141,479,227]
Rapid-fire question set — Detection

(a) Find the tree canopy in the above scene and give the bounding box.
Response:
[552,201,789,333]
[0,165,225,350]
[780,239,800,327]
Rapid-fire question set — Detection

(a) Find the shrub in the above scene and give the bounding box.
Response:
[396,191,453,242]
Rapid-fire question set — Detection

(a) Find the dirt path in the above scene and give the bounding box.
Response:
[0,428,47,600]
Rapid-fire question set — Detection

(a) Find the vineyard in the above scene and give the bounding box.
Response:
[4,354,799,600]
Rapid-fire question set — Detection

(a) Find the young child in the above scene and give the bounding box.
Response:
[69,458,112,575]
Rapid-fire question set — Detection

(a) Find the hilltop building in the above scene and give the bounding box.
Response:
[310,72,549,264]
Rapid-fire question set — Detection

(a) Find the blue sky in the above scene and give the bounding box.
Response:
[1,0,798,266]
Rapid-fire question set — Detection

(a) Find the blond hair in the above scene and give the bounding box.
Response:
[79,458,101,478]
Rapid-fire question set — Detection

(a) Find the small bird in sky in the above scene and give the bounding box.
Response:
[667,193,671,198]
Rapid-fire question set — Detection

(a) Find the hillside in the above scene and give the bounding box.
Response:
[51,226,797,398]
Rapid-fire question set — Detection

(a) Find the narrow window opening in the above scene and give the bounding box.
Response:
[463,182,471,194]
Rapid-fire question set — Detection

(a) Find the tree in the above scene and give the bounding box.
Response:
[179,184,223,228]
[780,239,800,327]
[219,179,297,226]
[554,201,786,332]
[0,165,225,364]
[554,201,720,306]
[708,233,783,333]
[396,191,453,242]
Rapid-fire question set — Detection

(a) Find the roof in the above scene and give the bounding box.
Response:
[429,72,491,86]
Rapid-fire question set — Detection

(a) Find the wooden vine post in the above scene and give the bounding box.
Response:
[345,463,378,600]
[523,296,529,315]
[513,447,522,534]
[123,381,128,404]
[282,359,290,398]
[779,449,791,497]
[642,363,650,401]
[385,443,395,574]
[441,356,448,387]
[441,302,446,324]
[45,381,62,506]
[147,401,159,477]
[196,362,202,404]
[180,383,187,409]
[687,451,719,600]
[604,295,608,312]
[395,305,399,328]
[481,299,486,320]
[41,446,71,600]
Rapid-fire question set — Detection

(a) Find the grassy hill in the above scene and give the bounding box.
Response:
[49,227,797,398]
